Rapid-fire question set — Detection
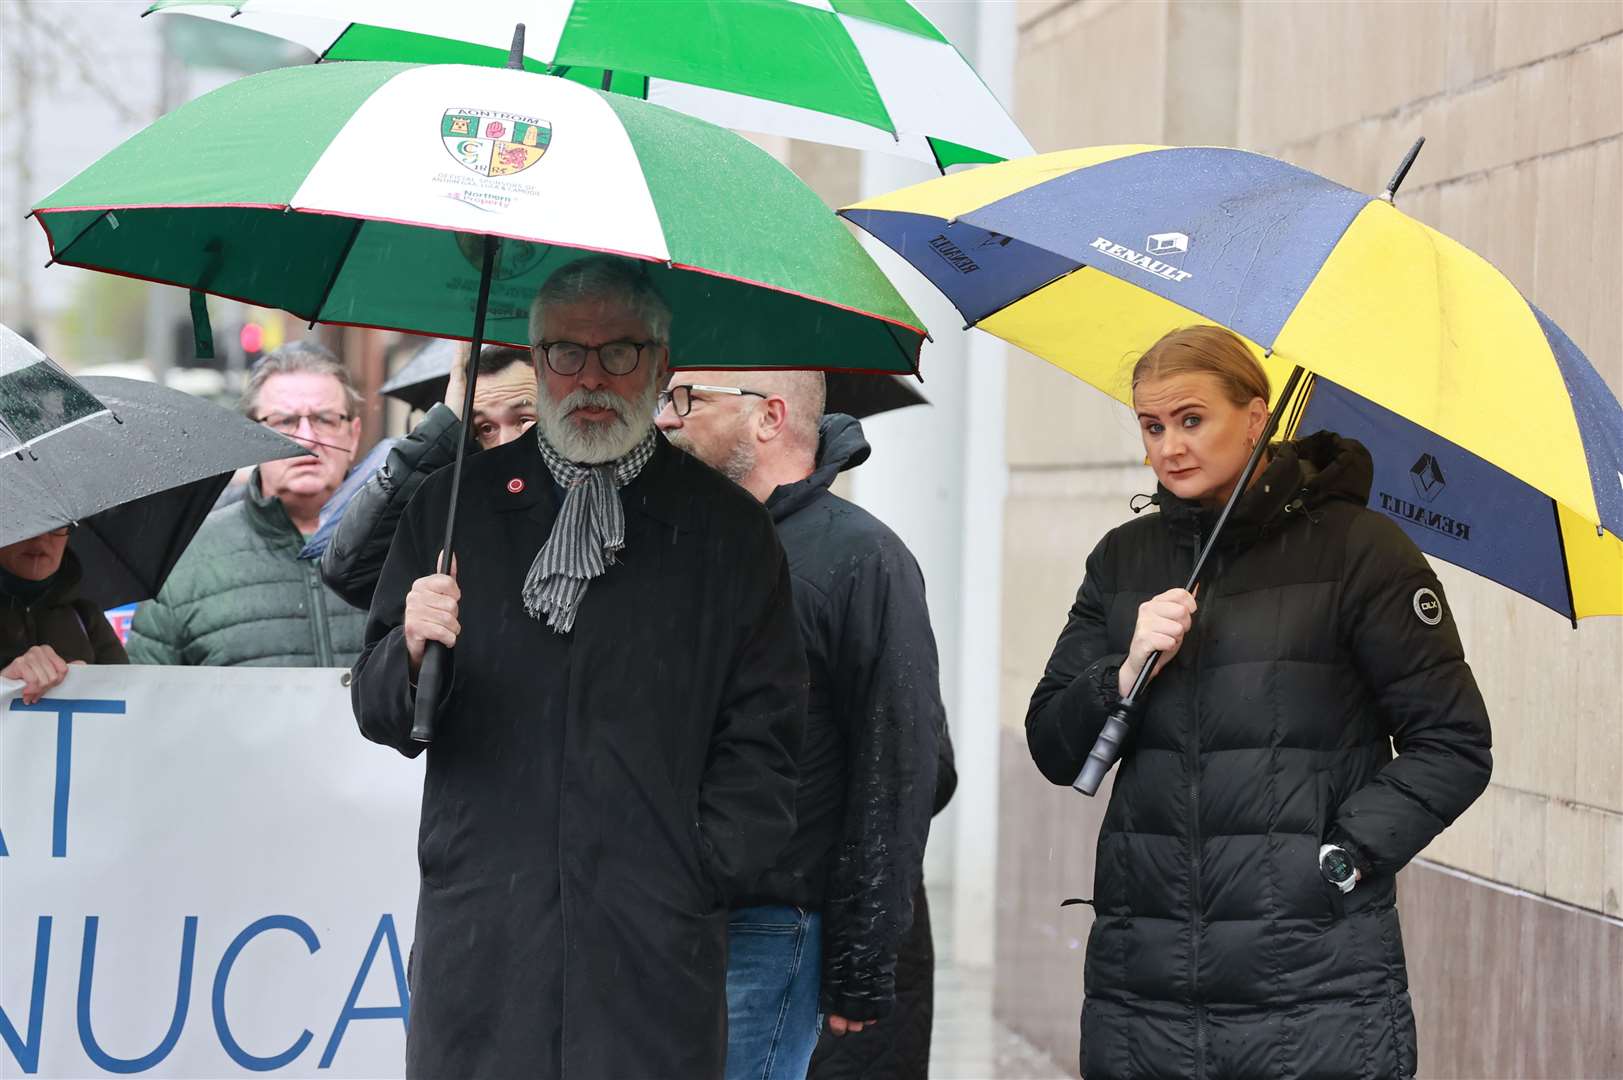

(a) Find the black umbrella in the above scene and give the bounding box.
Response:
[1,376,306,609]
[382,339,930,420]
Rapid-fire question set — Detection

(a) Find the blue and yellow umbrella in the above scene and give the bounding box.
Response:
[843,143,1623,622]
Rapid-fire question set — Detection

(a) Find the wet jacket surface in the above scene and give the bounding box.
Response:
[1026,433,1493,1080]
[322,403,464,612]
[351,434,807,1080]
[757,414,944,1022]
[127,473,365,667]
[0,550,128,668]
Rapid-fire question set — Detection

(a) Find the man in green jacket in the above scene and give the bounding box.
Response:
[128,343,366,667]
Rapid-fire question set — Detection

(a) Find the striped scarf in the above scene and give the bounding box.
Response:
[522,428,658,633]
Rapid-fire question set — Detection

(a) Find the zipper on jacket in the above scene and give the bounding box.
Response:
[1189,529,1207,1079]
[305,562,334,667]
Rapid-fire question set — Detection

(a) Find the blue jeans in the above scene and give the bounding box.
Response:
[725,905,823,1080]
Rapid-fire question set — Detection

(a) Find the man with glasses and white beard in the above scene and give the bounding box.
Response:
[128,342,367,667]
[351,256,808,1080]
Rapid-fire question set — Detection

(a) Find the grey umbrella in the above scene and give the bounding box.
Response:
[1,376,306,609]
[381,338,930,419]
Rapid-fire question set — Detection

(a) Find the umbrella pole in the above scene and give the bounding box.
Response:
[1072,364,1307,795]
[410,234,501,744]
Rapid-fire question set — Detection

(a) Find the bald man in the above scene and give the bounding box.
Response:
[658,372,949,1080]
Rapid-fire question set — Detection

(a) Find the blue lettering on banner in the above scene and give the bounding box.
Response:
[5,698,127,858]
[0,916,52,1074]
[212,916,322,1072]
[319,914,411,1069]
[78,915,198,1074]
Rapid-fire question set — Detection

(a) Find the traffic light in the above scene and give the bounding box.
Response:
[239,321,265,365]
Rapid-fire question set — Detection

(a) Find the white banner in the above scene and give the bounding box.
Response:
[1,667,422,1078]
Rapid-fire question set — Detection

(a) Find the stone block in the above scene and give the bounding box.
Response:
[1569,36,1623,146]
[1605,809,1623,915]
[1571,620,1623,812]
[1515,53,1580,160]
[1427,776,1498,878]
[1492,784,1548,894]
[1492,0,1623,72]
[1006,352,1143,468]
[1445,0,1500,91]
[1545,799,1612,910]
[1443,67,1522,178]
[1018,0,1168,150]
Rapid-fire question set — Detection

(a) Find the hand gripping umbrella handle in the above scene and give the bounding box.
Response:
[411,643,449,743]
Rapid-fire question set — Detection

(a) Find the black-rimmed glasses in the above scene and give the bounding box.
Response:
[658,384,768,417]
[535,340,655,377]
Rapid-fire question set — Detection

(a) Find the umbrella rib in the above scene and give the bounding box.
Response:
[307,218,366,327]
[1552,499,1579,628]
[44,209,113,268]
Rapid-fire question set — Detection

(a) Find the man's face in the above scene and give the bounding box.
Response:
[253,372,359,504]
[655,372,758,483]
[0,528,70,582]
[533,296,664,463]
[470,361,538,450]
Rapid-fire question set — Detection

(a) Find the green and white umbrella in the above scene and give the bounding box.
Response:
[31,60,925,373]
[33,60,930,741]
[145,0,1032,170]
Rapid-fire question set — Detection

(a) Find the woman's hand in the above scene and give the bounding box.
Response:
[1119,587,1198,698]
[2,644,74,705]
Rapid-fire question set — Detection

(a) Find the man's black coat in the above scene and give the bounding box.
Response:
[752,414,945,1022]
[1027,434,1492,1080]
[351,435,807,1080]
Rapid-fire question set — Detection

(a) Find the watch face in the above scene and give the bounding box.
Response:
[1322,848,1355,883]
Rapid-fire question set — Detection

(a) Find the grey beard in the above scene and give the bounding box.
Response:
[666,428,755,485]
[537,379,658,464]
[719,438,756,484]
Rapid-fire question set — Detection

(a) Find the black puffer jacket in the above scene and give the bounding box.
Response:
[1027,433,1492,1080]
[759,414,945,1022]
[322,403,465,611]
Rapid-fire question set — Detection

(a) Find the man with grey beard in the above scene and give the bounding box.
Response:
[351,256,808,1080]
[658,372,948,1080]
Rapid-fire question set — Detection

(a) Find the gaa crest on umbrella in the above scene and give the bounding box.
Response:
[442,109,552,178]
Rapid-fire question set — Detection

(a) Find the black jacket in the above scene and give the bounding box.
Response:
[1027,433,1492,1080]
[1,550,128,668]
[322,403,465,611]
[351,435,807,1080]
[758,414,945,1022]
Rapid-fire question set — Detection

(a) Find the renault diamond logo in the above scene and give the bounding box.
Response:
[1146,231,1189,255]
[1410,453,1446,503]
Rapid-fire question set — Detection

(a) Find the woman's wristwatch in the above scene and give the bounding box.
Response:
[1319,844,1358,894]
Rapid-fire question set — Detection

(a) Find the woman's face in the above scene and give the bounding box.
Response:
[1134,372,1268,507]
[0,528,70,582]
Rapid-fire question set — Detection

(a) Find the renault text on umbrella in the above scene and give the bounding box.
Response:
[928,234,981,274]
[1088,236,1194,282]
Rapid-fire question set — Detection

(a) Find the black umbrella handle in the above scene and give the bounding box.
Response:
[1071,364,1306,795]
[411,235,500,744]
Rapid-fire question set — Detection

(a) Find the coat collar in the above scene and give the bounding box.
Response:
[242,470,305,547]
[488,433,688,536]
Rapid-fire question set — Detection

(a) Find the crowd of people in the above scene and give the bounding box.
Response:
[0,254,1492,1080]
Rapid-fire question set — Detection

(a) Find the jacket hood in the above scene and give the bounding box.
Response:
[1153,430,1374,548]
[767,413,871,523]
